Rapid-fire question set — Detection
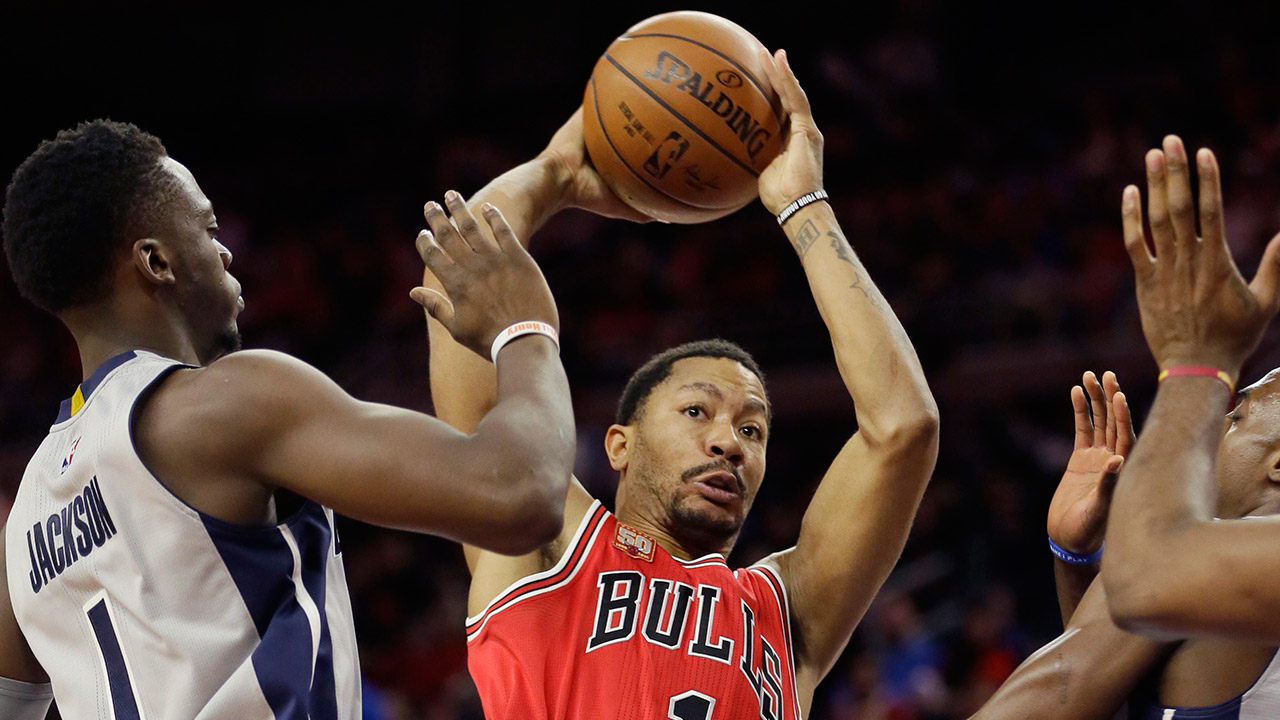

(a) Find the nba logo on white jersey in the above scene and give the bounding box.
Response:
[4,351,362,719]
[60,436,80,474]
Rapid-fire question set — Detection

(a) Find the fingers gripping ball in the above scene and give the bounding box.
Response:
[583,11,784,224]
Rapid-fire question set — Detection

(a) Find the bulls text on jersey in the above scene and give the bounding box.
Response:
[587,569,788,720]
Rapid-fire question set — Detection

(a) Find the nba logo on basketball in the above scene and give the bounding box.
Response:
[614,523,656,562]
[644,132,690,179]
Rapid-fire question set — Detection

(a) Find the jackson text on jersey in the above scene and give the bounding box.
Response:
[466,501,803,720]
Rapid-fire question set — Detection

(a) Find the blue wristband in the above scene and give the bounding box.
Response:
[1048,537,1103,565]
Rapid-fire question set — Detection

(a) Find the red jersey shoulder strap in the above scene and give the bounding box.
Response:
[465,500,610,640]
[748,563,803,720]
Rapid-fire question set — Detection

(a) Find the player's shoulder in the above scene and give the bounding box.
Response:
[138,349,332,452]
[154,350,326,412]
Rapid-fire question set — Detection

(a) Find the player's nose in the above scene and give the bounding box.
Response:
[216,241,233,270]
[704,422,744,463]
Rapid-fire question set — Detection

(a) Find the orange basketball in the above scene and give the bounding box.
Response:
[583,12,783,224]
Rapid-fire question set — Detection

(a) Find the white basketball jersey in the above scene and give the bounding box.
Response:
[4,350,361,719]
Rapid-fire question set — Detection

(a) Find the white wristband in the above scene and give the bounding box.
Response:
[776,189,829,226]
[490,321,560,364]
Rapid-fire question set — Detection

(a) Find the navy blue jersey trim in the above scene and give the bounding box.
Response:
[56,350,138,423]
[203,501,338,719]
[86,599,142,720]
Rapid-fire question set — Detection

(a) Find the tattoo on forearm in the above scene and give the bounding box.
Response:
[827,230,913,345]
[828,231,882,309]
[792,219,820,258]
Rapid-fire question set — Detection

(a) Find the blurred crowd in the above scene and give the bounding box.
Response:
[4,3,1280,718]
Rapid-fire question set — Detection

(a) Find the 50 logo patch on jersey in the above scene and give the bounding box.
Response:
[614,523,656,562]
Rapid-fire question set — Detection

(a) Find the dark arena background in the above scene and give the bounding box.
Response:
[4,2,1280,718]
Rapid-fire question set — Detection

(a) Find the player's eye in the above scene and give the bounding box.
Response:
[683,405,704,418]
[740,424,762,439]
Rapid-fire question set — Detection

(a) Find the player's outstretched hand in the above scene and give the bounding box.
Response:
[410,191,559,360]
[757,48,824,217]
[542,108,651,223]
[1047,371,1134,556]
[1123,135,1280,382]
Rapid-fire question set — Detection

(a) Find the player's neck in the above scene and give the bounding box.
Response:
[613,510,731,561]
[62,299,202,380]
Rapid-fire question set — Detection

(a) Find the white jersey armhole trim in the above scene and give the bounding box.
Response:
[465,499,603,628]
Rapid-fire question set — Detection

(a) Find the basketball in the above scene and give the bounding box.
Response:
[582,11,784,224]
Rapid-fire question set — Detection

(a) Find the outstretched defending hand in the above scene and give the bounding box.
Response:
[410,191,559,360]
[757,48,824,217]
[1122,135,1280,382]
[1047,371,1134,556]
[542,108,651,223]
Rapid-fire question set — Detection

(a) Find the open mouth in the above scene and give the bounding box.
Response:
[693,470,742,505]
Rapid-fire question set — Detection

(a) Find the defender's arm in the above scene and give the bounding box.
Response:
[1103,136,1280,641]
[139,200,576,556]
[1050,372,1133,626]
[971,578,1172,720]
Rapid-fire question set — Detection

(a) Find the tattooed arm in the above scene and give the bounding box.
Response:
[750,49,940,714]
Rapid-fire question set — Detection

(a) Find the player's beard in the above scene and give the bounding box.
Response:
[667,462,747,554]
[212,326,241,356]
[669,497,743,550]
[215,328,242,356]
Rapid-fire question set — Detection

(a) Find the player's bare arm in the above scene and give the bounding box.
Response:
[0,533,47,684]
[1102,135,1280,640]
[135,198,575,555]
[417,112,644,610]
[750,48,940,707]
[1048,371,1133,626]
[0,531,54,718]
[971,578,1172,720]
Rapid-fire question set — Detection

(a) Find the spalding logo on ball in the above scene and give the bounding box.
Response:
[583,11,784,224]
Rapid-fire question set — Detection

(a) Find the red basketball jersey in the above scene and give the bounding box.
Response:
[466,500,803,720]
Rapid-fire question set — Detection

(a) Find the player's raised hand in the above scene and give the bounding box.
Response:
[541,108,651,223]
[1122,136,1280,382]
[757,48,824,217]
[410,191,559,360]
[1047,371,1135,555]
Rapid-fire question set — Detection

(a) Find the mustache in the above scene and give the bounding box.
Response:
[681,461,745,495]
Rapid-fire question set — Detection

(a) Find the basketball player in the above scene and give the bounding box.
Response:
[1099,135,1280,642]
[0,120,576,718]
[422,50,940,718]
[969,366,1280,719]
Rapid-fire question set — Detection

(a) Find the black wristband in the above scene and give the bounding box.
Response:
[776,189,829,226]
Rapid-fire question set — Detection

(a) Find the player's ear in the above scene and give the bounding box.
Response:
[605,424,632,471]
[132,238,177,286]
[1267,448,1280,484]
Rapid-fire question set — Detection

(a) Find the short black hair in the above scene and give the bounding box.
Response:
[3,119,169,313]
[615,339,768,425]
